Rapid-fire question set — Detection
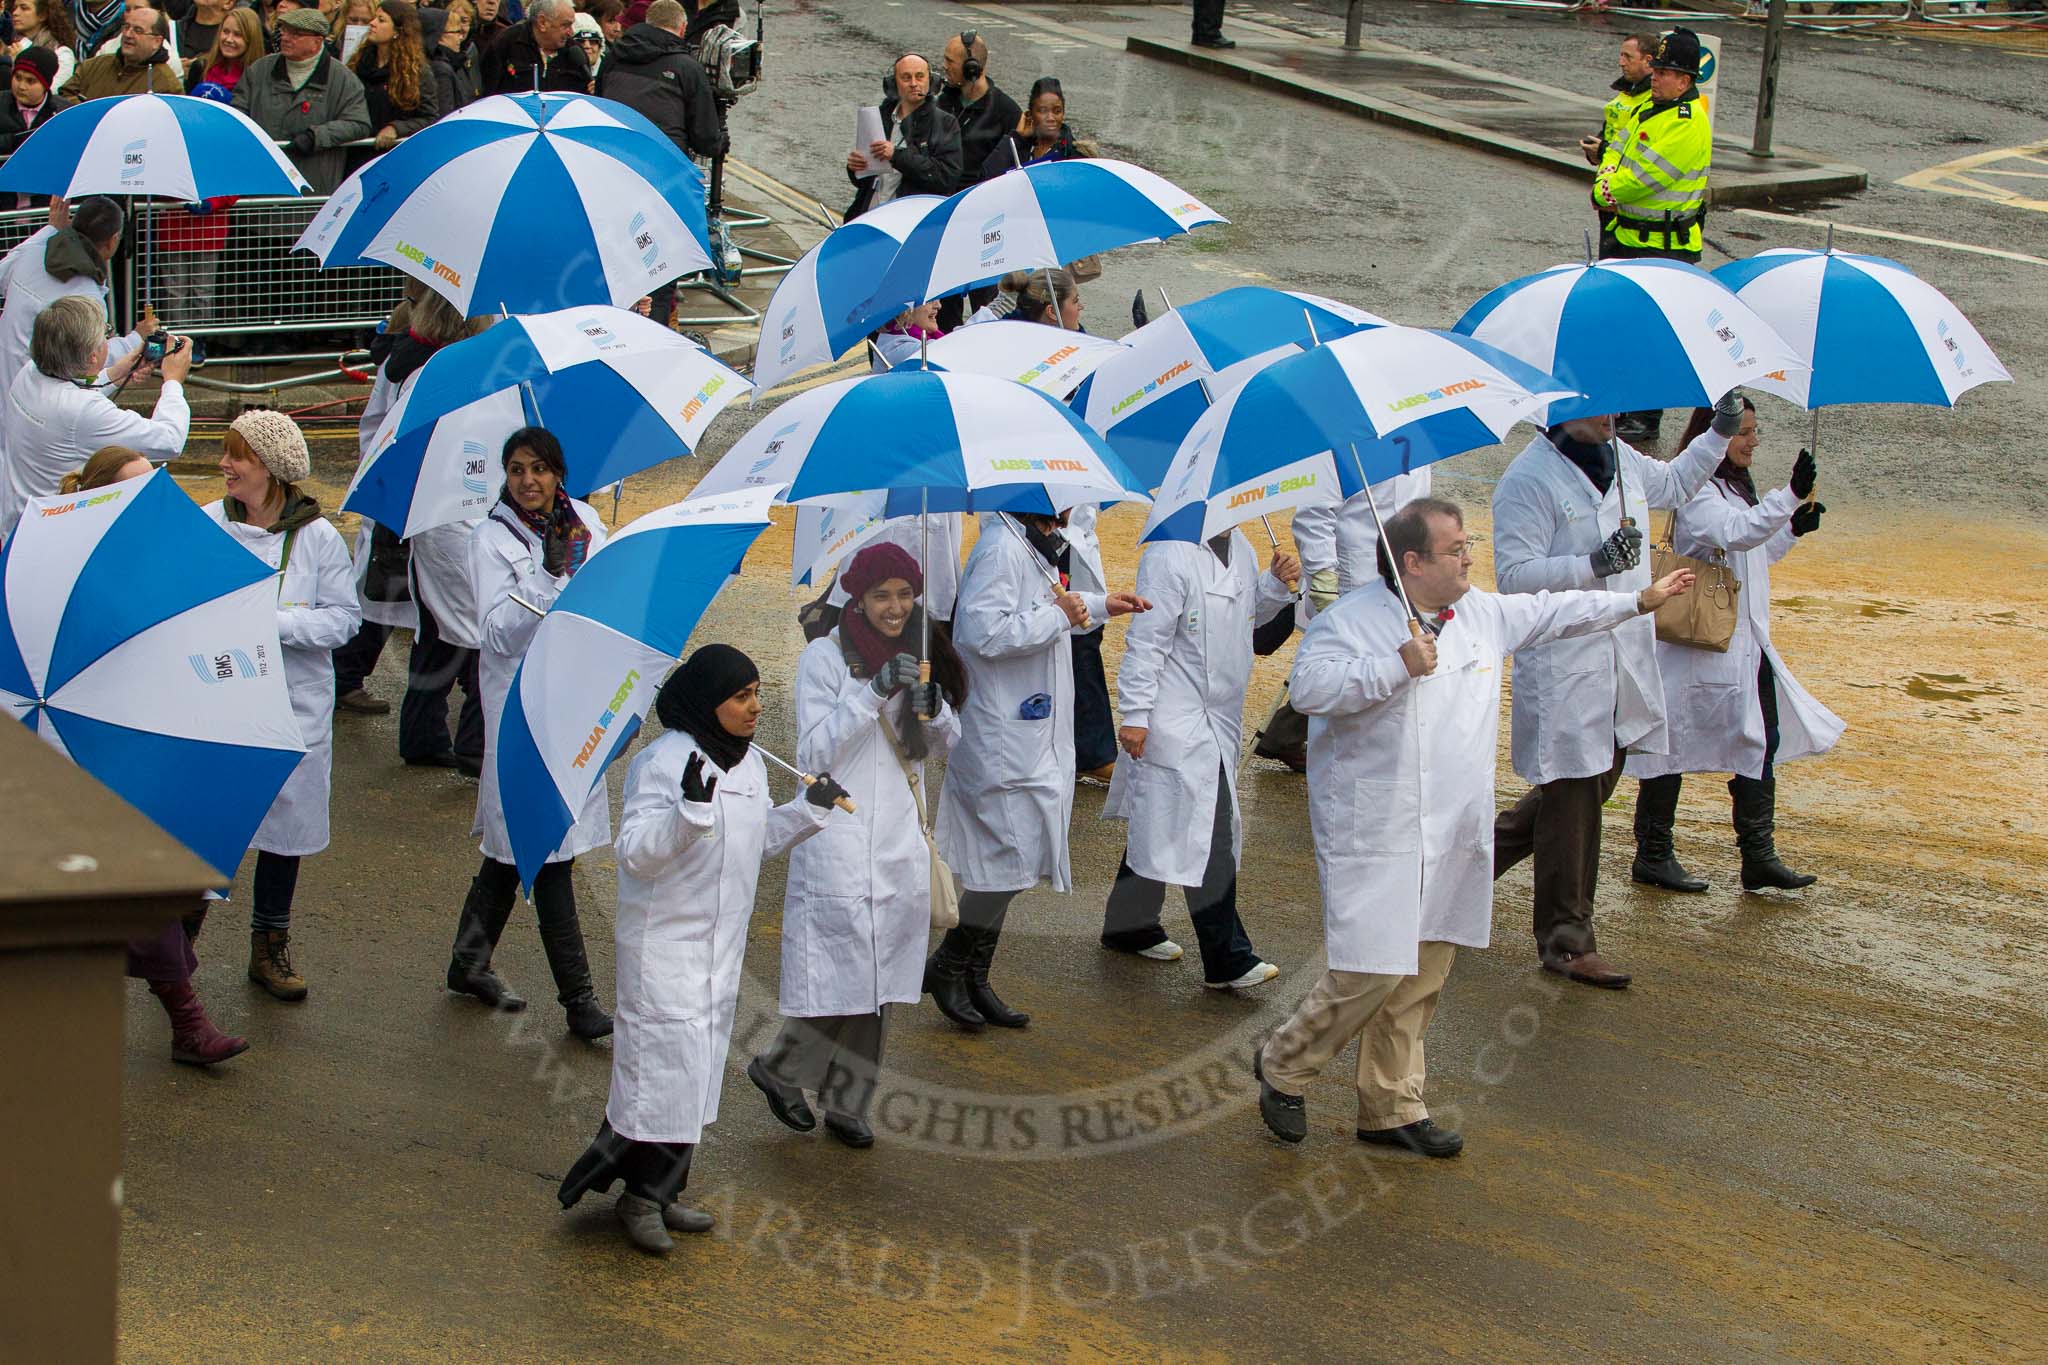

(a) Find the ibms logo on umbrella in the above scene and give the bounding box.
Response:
[187,646,269,685]
[462,440,492,502]
[777,307,800,367]
[630,212,660,272]
[120,139,148,186]
[1706,308,1747,364]
[980,213,1005,266]
[572,669,641,770]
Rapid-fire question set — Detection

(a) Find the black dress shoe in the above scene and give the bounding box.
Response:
[1631,854,1709,893]
[453,752,483,779]
[822,1113,874,1149]
[1192,35,1237,49]
[1358,1117,1463,1158]
[1253,1048,1306,1143]
[405,750,461,769]
[747,1057,816,1132]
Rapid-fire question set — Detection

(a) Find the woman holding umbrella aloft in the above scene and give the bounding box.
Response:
[559,646,848,1254]
[750,543,965,1148]
[204,411,362,1002]
[930,508,1151,1030]
[1626,395,1842,895]
[448,426,614,1039]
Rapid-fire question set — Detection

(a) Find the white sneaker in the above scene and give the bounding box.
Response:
[1205,961,1280,991]
[1137,940,1184,961]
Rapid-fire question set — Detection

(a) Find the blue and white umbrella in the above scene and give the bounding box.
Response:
[851,158,1226,338]
[919,320,1124,397]
[1140,326,1576,546]
[498,484,781,889]
[1453,258,1806,424]
[0,470,305,880]
[694,369,1150,517]
[345,306,750,538]
[0,93,309,198]
[1712,248,2010,410]
[1072,286,1389,487]
[751,194,947,393]
[296,93,711,313]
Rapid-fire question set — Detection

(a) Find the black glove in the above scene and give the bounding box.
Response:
[870,651,919,697]
[907,681,940,719]
[1790,501,1825,537]
[541,527,571,577]
[805,771,849,810]
[1709,388,1746,437]
[1589,523,1644,578]
[680,750,718,804]
[1790,448,1816,501]
[290,129,318,156]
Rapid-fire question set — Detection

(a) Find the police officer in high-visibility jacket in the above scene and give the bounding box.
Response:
[1594,27,1711,264]
[1581,32,1655,170]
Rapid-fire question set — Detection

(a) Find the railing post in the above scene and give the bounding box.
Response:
[1345,0,1366,48]
[1752,0,1788,158]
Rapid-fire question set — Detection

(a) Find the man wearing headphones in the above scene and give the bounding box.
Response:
[935,30,1020,329]
[844,52,962,221]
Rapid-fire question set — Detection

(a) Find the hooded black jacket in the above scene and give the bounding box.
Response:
[594,23,723,159]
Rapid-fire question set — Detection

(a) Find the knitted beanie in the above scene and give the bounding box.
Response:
[15,46,60,91]
[230,410,311,485]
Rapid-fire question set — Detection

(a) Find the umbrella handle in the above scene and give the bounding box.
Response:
[801,774,858,816]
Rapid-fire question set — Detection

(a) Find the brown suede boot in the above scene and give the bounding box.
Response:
[248,930,308,1001]
[149,979,250,1066]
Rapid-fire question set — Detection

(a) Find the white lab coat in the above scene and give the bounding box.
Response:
[1290,470,1433,611]
[780,633,960,1016]
[1626,478,1844,781]
[1292,582,1641,974]
[935,516,1099,894]
[827,512,965,622]
[1491,426,1726,786]
[201,503,361,857]
[348,372,417,629]
[0,226,142,426]
[470,500,611,865]
[1,364,188,537]
[607,732,830,1143]
[409,519,483,648]
[1102,533,1292,885]
[1060,503,1108,601]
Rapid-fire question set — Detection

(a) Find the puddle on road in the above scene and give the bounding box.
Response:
[1903,672,2012,704]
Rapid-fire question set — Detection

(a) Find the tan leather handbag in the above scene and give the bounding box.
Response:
[1650,511,1741,652]
[880,712,960,930]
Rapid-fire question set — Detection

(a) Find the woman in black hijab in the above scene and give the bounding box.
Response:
[557,646,848,1254]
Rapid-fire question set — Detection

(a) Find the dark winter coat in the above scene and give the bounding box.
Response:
[843,98,961,221]
[594,23,722,159]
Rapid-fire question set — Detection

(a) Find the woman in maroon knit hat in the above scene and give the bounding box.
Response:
[747,541,969,1149]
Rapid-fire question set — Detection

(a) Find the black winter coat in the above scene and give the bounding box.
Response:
[937,80,1020,190]
[594,24,722,159]
[843,98,961,221]
[480,19,590,96]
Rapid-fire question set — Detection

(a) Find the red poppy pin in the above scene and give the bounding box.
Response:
[1434,607,1455,626]
[299,100,310,114]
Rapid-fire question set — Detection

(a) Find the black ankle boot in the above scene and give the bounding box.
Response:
[447,874,527,1011]
[1730,776,1817,891]
[1631,774,1708,893]
[964,924,1029,1029]
[534,865,612,1038]
[923,928,986,1031]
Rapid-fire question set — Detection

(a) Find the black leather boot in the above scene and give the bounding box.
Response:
[965,922,1029,1030]
[534,863,612,1038]
[1631,774,1708,893]
[922,928,986,1031]
[1730,776,1817,891]
[446,872,527,1011]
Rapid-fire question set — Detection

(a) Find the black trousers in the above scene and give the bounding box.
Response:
[566,1118,694,1206]
[1102,762,1261,983]
[400,594,483,763]
[249,850,301,932]
[1493,746,1626,960]
[1192,0,1226,41]
[1071,626,1116,772]
[332,620,390,696]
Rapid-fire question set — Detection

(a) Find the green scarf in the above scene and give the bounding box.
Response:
[225,487,322,534]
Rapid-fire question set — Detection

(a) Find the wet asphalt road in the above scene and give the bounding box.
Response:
[115,3,2045,1359]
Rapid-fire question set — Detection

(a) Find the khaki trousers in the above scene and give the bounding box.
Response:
[1260,941,1457,1129]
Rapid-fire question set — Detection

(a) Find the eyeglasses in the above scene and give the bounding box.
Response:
[1429,535,1484,560]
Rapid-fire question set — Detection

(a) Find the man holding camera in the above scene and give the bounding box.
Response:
[1488,395,1741,989]
[843,53,961,221]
